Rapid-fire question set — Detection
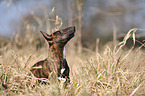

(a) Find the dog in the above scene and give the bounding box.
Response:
[30,26,75,86]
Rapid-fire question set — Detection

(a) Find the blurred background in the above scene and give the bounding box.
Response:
[0,0,145,52]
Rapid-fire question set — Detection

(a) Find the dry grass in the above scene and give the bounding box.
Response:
[0,28,145,96]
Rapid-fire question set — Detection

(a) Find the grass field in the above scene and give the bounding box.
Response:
[0,28,145,96]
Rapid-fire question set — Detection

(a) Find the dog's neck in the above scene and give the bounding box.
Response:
[47,45,65,68]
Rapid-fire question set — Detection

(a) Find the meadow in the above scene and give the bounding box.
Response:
[0,27,145,96]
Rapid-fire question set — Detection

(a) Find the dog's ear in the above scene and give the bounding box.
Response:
[40,31,52,40]
[40,31,53,44]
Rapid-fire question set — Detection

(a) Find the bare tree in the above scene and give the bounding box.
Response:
[76,0,84,53]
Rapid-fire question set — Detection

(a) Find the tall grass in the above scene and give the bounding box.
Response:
[0,28,145,96]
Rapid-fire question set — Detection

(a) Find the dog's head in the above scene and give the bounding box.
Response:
[40,26,75,48]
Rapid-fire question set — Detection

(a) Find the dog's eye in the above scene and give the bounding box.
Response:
[59,30,63,33]
[57,31,61,34]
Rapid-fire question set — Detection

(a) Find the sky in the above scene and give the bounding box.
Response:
[0,0,52,36]
[0,0,145,37]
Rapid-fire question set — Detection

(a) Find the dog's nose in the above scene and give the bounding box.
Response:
[72,26,75,32]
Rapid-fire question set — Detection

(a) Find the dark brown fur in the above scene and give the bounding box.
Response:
[30,26,75,85]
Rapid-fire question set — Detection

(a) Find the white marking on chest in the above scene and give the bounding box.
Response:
[31,65,42,69]
[61,68,65,74]
[63,47,66,59]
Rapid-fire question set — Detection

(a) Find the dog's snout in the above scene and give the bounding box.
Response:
[72,26,75,30]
